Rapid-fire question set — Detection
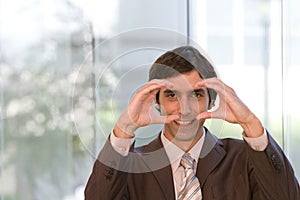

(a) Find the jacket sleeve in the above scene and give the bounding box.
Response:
[246,132,300,200]
[84,137,132,200]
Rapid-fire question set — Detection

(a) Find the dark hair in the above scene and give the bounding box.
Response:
[149,45,217,106]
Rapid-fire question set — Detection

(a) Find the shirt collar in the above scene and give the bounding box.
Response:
[160,127,206,172]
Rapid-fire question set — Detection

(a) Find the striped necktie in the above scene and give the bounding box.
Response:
[177,153,202,200]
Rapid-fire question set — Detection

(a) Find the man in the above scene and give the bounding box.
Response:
[85,46,300,199]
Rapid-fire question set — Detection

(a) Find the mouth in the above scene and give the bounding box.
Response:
[174,119,194,126]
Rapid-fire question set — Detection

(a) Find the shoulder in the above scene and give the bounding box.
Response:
[204,128,246,152]
[206,135,248,159]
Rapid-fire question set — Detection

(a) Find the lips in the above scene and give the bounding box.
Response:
[174,120,194,126]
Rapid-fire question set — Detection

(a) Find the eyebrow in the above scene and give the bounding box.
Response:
[193,88,206,93]
[163,89,175,94]
[163,88,206,95]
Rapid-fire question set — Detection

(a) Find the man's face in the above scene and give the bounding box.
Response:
[158,69,210,142]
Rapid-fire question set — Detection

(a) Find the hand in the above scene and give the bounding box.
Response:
[195,78,264,137]
[114,79,179,138]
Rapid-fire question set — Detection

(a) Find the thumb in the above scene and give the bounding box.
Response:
[152,114,179,124]
[196,112,212,120]
[164,115,180,124]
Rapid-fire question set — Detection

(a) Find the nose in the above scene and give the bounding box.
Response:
[179,97,192,116]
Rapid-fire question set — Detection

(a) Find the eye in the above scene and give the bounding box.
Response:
[167,92,176,98]
[194,92,204,98]
[193,89,206,99]
[164,91,178,101]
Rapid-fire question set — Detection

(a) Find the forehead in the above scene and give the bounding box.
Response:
[164,70,203,91]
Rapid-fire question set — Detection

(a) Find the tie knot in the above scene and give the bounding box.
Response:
[180,153,195,170]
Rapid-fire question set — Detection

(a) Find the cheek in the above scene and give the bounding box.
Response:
[196,99,210,111]
[198,91,210,111]
[160,101,180,114]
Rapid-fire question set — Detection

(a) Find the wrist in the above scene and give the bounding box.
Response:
[113,123,137,139]
[240,114,264,138]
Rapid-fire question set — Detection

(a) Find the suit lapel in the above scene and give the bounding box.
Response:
[152,165,175,200]
[141,134,176,200]
[196,129,226,186]
[139,130,225,199]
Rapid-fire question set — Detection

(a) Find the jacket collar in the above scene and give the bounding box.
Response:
[138,128,225,199]
[140,134,176,200]
[197,128,226,186]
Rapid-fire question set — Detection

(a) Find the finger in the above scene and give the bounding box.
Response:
[197,107,228,121]
[144,94,158,112]
[196,112,212,120]
[164,115,180,124]
[149,79,174,88]
[135,80,174,100]
[144,79,174,92]
[130,86,159,106]
[195,78,223,92]
[195,78,235,100]
[126,92,154,117]
[151,114,179,124]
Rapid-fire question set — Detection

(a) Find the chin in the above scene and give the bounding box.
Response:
[170,126,200,142]
[174,135,197,143]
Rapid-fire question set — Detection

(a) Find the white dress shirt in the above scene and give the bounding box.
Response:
[110,127,268,197]
[160,128,205,196]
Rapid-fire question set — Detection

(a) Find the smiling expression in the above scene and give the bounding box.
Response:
[158,70,210,144]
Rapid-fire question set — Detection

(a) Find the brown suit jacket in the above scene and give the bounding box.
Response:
[85,128,300,200]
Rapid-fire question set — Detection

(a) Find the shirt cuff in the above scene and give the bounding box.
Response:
[110,130,135,156]
[243,129,269,151]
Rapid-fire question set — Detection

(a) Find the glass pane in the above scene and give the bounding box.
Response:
[192,0,299,180]
[206,0,233,65]
[1,0,190,199]
[0,0,94,199]
[191,0,283,141]
[93,0,189,150]
[284,0,300,179]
